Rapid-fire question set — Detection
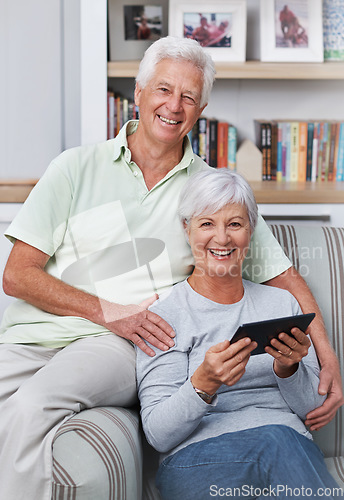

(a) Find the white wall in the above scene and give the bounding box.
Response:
[0,0,63,179]
[0,0,107,180]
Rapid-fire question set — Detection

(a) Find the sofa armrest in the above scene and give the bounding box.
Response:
[52,407,143,500]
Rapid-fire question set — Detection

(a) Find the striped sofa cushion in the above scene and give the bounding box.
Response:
[52,407,143,500]
[270,225,344,486]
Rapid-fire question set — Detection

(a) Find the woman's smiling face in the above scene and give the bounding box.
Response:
[185,203,252,280]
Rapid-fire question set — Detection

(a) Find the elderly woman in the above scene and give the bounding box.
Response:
[136,169,339,500]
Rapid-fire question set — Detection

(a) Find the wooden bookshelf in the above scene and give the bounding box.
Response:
[250,181,344,204]
[108,60,344,80]
[1,180,343,204]
[0,180,37,203]
[3,62,343,204]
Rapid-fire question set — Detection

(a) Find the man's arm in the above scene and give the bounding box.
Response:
[2,240,175,356]
[264,266,344,430]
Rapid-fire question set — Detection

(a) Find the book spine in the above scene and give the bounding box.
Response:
[122,98,129,124]
[333,121,341,181]
[270,122,278,181]
[191,120,200,156]
[328,122,338,181]
[198,117,208,161]
[228,126,237,171]
[217,122,229,168]
[311,123,319,182]
[290,122,299,182]
[306,122,314,181]
[276,122,283,182]
[208,119,218,168]
[285,122,291,181]
[336,123,344,181]
[265,122,272,180]
[116,96,122,135]
[317,122,324,182]
[298,122,308,182]
[260,123,267,180]
[321,122,330,181]
[107,91,115,140]
[206,119,210,165]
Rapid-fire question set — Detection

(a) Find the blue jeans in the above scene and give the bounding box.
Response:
[156,425,340,499]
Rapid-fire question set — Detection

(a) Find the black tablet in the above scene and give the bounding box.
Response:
[230,313,316,356]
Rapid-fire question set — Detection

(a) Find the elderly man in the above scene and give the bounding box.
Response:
[0,36,342,499]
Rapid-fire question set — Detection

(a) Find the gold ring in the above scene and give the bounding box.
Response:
[288,350,293,357]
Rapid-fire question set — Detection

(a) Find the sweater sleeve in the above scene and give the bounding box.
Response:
[274,342,326,420]
[136,343,217,453]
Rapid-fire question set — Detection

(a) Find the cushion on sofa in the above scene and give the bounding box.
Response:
[52,407,143,499]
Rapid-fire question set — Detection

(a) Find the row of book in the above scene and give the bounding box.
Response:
[107,92,139,139]
[255,120,344,182]
[188,117,237,170]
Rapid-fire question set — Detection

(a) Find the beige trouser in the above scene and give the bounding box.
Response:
[0,334,137,500]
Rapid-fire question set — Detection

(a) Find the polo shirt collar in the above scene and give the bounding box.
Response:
[113,120,138,161]
[112,120,195,173]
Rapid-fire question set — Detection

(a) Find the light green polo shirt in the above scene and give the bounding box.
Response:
[0,121,291,348]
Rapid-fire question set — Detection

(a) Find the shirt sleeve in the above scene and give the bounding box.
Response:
[136,341,216,454]
[274,342,326,420]
[242,214,292,283]
[5,157,73,256]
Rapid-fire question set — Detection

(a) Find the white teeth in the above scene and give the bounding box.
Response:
[210,249,234,256]
[159,115,178,125]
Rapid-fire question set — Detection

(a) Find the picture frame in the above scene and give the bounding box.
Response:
[323,0,344,61]
[260,0,324,62]
[108,0,168,61]
[168,0,247,62]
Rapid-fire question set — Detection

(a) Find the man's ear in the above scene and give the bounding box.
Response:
[197,103,207,120]
[134,83,142,107]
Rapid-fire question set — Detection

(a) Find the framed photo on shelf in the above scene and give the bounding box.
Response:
[260,0,323,62]
[168,0,247,62]
[108,0,168,61]
[323,0,344,61]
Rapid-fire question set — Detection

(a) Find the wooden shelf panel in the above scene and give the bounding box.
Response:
[108,60,344,80]
[0,180,36,203]
[251,181,344,204]
[1,180,343,204]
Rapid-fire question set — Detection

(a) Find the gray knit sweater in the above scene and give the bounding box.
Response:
[136,279,325,459]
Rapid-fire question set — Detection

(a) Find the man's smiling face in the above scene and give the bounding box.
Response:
[134,58,206,149]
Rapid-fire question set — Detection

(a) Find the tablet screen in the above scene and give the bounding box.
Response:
[230,313,315,355]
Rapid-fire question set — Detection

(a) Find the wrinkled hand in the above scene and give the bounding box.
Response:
[266,327,310,378]
[305,358,344,431]
[101,295,175,356]
[191,338,257,395]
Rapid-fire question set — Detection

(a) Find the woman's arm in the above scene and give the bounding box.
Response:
[136,346,211,453]
[274,343,326,421]
[264,266,344,429]
[136,338,256,453]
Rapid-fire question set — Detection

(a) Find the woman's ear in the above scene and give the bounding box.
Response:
[183,219,190,244]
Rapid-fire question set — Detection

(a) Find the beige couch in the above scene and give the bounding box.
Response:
[41,224,344,498]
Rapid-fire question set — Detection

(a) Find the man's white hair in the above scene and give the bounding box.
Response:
[136,36,216,108]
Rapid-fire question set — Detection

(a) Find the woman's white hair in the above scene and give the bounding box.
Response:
[136,36,216,108]
[178,169,258,233]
